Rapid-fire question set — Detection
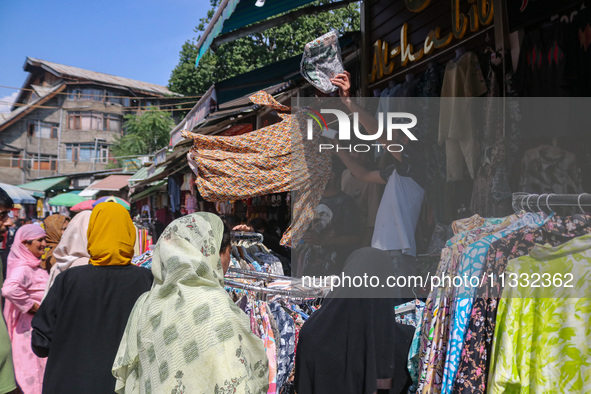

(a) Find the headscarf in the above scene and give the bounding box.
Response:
[43,210,91,297]
[43,214,70,269]
[7,224,46,270]
[294,247,415,394]
[113,213,268,394]
[87,203,135,266]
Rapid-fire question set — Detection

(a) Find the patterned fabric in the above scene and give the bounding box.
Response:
[416,215,517,393]
[441,213,547,394]
[112,213,268,393]
[269,302,295,394]
[470,52,514,218]
[183,91,331,247]
[452,214,591,394]
[488,234,591,393]
[300,30,344,94]
[132,250,153,270]
[259,303,277,394]
[395,299,426,386]
[519,145,583,194]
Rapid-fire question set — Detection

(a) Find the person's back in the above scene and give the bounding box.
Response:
[33,264,152,393]
[31,202,153,394]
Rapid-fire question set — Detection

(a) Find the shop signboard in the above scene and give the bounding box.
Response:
[369,0,494,83]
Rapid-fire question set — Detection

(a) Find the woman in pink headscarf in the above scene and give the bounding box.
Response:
[1,224,49,393]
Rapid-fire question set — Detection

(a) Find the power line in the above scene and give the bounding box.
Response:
[0,100,198,113]
[0,84,202,100]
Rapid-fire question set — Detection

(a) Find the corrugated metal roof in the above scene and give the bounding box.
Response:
[90,175,132,191]
[26,57,181,97]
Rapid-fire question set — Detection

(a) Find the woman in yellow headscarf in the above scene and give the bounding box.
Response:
[31,202,153,394]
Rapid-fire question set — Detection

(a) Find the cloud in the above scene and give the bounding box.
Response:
[0,92,18,113]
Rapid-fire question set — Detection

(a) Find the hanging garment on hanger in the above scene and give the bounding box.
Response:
[488,233,591,393]
[441,212,549,394]
[452,213,591,394]
[416,214,519,393]
[183,91,331,247]
[439,51,488,181]
[395,299,426,390]
[519,144,583,194]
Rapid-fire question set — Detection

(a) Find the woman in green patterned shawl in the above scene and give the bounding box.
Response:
[112,212,269,393]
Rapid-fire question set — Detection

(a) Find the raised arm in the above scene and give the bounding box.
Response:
[330,72,403,163]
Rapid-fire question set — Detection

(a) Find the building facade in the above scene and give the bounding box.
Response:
[0,57,181,185]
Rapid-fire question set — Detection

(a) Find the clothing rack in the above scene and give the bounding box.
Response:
[224,279,324,299]
[368,25,495,89]
[512,192,591,212]
[227,267,293,281]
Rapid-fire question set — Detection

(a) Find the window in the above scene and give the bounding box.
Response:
[0,153,20,168]
[66,143,109,163]
[28,122,58,139]
[68,87,124,105]
[68,112,121,133]
[27,154,57,171]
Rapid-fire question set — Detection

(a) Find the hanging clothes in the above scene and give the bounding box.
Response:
[488,233,591,393]
[416,215,517,393]
[183,91,331,247]
[452,213,591,394]
[438,51,488,181]
[441,212,549,394]
[519,144,583,194]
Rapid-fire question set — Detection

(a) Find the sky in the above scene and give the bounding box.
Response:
[0,0,211,112]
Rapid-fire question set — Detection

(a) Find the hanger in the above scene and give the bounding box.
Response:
[545,193,555,213]
[577,193,588,213]
[536,194,546,213]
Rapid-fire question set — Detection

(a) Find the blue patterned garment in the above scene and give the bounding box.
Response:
[394,299,426,387]
[440,213,548,394]
[269,302,296,393]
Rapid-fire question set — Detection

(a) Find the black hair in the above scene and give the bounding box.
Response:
[0,188,14,210]
[219,222,231,254]
[248,217,269,233]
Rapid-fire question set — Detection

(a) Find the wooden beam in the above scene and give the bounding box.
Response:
[211,0,359,50]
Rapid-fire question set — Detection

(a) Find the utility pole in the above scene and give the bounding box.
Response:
[37,120,41,178]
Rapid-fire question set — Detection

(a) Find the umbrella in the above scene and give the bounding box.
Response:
[48,192,86,207]
[70,199,96,212]
[0,182,36,204]
[92,196,130,210]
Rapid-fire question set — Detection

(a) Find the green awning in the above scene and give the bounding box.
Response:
[195,0,316,67]
[128,166,165,184]
[130,181,166,203]
[18,176,69,195]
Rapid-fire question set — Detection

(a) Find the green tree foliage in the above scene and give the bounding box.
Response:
[168,0,360,95]
[110,108,175,166]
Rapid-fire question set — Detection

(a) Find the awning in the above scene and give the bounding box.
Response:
[130,181,167,203]
[90,175,131,191]
[195,0,317,67]
[128,164,166,186]
[79,180,101,198]
[18,176,69,196]
[0,183,36,204]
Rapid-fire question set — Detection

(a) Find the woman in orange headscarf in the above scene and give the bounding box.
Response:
[31,202,153,394]
[42,213,70,270]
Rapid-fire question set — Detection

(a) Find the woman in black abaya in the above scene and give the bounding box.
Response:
[294,247,414,394]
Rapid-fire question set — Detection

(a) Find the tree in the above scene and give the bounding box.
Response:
[168,0,360,95]
[110,108,175,167]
